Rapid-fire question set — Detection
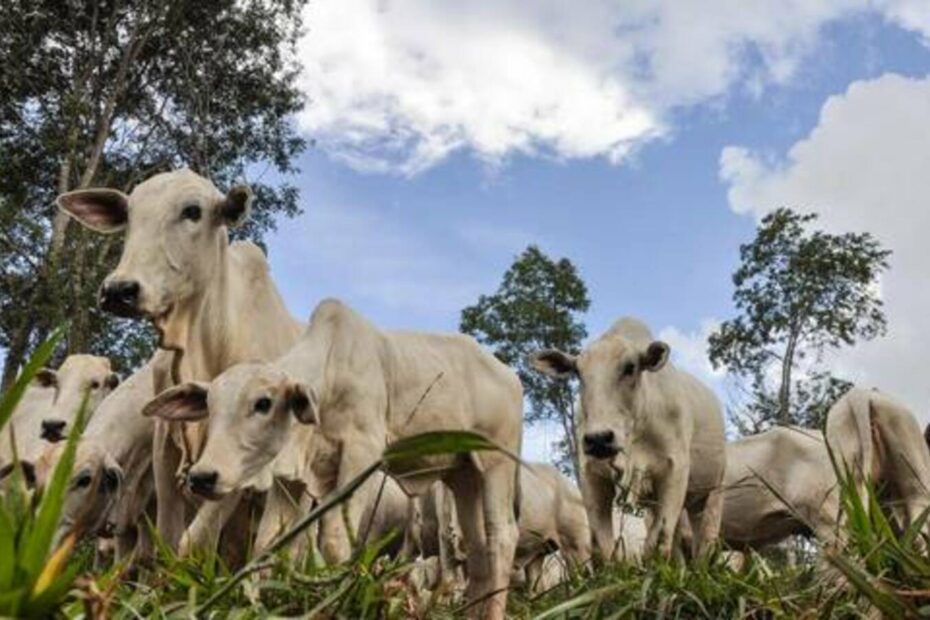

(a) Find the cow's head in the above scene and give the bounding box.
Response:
[40,355,119,443]
[31,443,123,541]
[530,335,669,468]
[57,169,253,336]
[142,363,317,498]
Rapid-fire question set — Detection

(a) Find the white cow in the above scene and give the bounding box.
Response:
[826,387,930,534]
[720,426,839,550]
[58,169,304,559]
[1,354,119,470]
[530,317,726,559]
[143,299,523,619]
[516,463,591,574]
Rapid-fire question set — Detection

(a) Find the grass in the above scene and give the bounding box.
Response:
[4,333,930,618]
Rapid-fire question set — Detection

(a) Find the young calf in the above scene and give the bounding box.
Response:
[143,299,523,619]
[531,317,726,559]
[1,354,119,472]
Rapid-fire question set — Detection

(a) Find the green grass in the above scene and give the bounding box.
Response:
[5,333,930,618]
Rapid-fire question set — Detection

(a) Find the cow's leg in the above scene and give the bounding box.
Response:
[447,463,490,617]
[646,461,689,558]
[693,486,724,557]
[153,422,187,550]
[438,482,465,589]
[179,492,242,557]
[479,459,519,620]
[580,468,615,561]
[318,441,380,564]
[254,481,304,557]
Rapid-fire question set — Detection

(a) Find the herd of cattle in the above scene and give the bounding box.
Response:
[1,169,928,618]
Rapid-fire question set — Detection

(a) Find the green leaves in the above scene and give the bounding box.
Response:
[709,207,889,429]
[461,244,589,475]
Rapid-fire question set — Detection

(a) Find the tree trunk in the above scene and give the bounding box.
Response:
[778,329,800,425]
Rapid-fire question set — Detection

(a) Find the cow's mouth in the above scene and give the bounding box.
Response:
[584,445,620,460]
[190,487,225,501]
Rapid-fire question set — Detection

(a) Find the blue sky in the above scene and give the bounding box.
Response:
[258,4,930,461]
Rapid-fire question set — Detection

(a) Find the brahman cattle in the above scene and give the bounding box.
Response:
[142,298,523,619]
[530,317,726,559]
[826,387,930,534]
[1,354,118,471]
[720,426,839,550]
[58,169,304,558]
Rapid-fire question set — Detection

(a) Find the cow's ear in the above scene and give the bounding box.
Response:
[105,372,120,390]
[217,184,253,228]
[640,341,670,372]
[142,382,209,422]
[57,189,129,234]
[286,382,318,425]
[529,349,577,379]
[33,368,58,388]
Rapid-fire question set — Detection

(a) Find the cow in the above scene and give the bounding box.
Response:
[719,426,839,550]
[57,169,304,558]
[1,354,119,471]
[142,299,523,619]
[530,317,726,559]
[826,387,930,535]
[515,463,590,576]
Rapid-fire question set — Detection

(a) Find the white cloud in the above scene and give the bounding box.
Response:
[720,73,930,417]
[297,0,930,174]
[659,319,726,389]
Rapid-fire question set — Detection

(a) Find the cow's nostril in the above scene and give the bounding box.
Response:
[100,280,141,317]
[188,470,218,495]
[583,430,619,459]
[40,419,67,442]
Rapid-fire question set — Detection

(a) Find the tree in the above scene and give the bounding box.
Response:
[0,0,308,385]
[709,208,890,429]
[460,245,589,477]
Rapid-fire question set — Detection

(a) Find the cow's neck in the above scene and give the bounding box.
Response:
[165,241,301,382]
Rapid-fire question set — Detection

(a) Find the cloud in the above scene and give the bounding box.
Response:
[297,0,930,174]
[720,73,930,417]
[659,319,726,389]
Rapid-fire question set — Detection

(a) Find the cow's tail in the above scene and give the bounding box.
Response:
[849,390,875,486]
[513,459,522,524]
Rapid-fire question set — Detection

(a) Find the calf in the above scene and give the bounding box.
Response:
[1,354,118,470]
[531,317,726,558]
[143,299,523,619]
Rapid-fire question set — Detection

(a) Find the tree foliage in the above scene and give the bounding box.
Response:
[460,245,589,475]
[0,0,308,384]
[709,208,890,428]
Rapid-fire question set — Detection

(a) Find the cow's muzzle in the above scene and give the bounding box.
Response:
[583,430,620,460]
[99,279,142,317]
[188,470,220,499]
[41,419,67,443]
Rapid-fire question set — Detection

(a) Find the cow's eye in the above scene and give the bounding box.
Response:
[74,472,93,489]
[254,397,273,414]
[621,362,636,378]
[180,204,202,222]
[90,380,101,390]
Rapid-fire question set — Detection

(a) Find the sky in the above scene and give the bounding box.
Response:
[255,1,930,463]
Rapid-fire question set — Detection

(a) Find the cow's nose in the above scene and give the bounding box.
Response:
[583,430,619,459]
[188,470,218,496]
[40,419,67,442]
[100,280,141,317]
